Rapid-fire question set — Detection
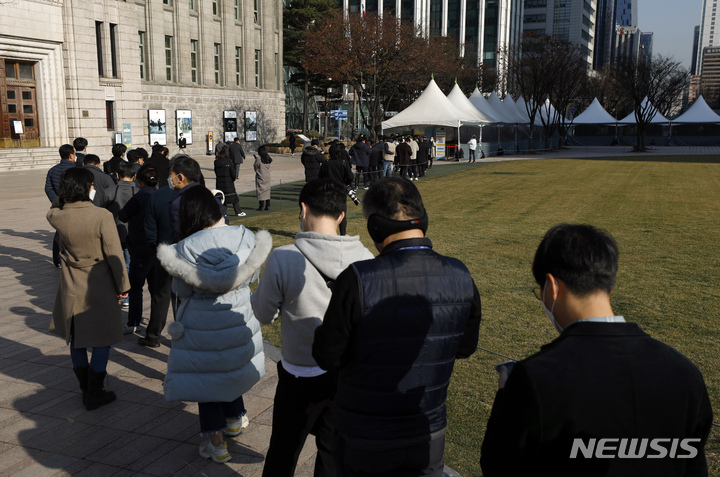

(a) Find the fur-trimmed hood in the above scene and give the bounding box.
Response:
[157,226,272,294]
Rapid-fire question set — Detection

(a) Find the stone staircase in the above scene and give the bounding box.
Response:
[0,147,58,172]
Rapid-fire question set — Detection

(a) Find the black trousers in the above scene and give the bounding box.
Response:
[354,166,368,188]
[144,255,172,344]
[335,432,445,477]
[262,361,337,477]
[198,396,245,434]
[127,248,155,327]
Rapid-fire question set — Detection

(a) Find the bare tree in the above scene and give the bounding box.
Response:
[302,12,476,141]
[609,54,687,151]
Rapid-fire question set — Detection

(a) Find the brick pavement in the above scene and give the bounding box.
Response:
[1,146,718,476]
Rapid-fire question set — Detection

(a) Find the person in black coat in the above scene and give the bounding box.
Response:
[145,144,170,187]
[418,137,430,178]
[349,136,372,190]
[369,138,384,185]
[319,142,353,235]
[301,139,325,182]
[229,137,246,179]
[214,145,245,217]
[82,154,115,206]
[481,224,712,477]
[103,143,127,179]
[288,133,297,155]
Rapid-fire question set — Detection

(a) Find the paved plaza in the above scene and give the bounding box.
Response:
[0,146,717,476]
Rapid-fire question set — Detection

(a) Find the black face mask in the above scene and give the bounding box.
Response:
[366,211,429,243]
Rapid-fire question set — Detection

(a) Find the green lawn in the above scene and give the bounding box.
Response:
[238,155,720,476]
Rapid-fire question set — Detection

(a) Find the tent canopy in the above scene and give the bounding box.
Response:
[468,88,503,124]
[572,98,617,125]
[672,95,720,124]
[446,83,494,124]
[486,91,521,124]
[382,79,468,130]
[618,97,669,124]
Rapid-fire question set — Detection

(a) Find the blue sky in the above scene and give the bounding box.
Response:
[637,0,702,69]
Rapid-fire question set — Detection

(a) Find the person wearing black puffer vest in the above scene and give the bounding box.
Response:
[313,177,482,477]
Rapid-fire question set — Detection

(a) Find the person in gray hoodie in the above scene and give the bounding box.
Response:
[251,178,373,477]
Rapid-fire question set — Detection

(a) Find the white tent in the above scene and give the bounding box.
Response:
[672,95,720,123]
[381,79,469,130]
[572,98,617,125]
[486,91,521,124]
[468,88,503,124]
[618,97,669,124]
[446,83,495,124]
[507,96,533,124]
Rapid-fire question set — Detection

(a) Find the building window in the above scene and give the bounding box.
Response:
[254,49,261,88]
[234,0,240,20]
[190,0,195,9]
[213,0,220,15]
[139,32,147,80]
[106,101,115,130]
[110,24,118,78]
[254,0,260,24]
[165,36,174,81]
[191,40,199,84]
[235,46,243,86]
[95,21,104,77]
[214,43,222,85]
[275,52,280,90]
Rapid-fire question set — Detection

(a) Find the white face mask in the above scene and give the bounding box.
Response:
[167,176,175,189]
[542,280,563,334]
[299,212,305,232]
[89,189,96,201]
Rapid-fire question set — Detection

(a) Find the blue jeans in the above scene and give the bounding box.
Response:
[121,249,130,307]
[382,161,393,177]
[70,326,110,373]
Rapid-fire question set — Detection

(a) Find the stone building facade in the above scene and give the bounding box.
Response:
[0,0,285,155]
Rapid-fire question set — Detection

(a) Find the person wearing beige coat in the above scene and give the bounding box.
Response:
[47,167,130,411]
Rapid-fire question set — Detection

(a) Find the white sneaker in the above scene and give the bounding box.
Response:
[224,414,249,436]
[199,440,231,463]
[238,212,247,217]
[123,324,137,335]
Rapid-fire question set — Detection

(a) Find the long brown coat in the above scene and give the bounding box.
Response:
[47,201,130,348]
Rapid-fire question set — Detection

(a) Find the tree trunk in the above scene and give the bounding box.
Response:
[303,70,309,134]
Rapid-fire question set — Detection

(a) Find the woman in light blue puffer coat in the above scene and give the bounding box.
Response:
[157,186,272,464]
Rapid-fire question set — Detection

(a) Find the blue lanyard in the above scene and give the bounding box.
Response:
[392,246,431,252]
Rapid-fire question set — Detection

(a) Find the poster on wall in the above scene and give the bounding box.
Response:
[176,110,193,145]
[245,111,257,142]
[223,110,238,142]
[122,123,132,149]
[435,131,446,160]
[148,109,167,145]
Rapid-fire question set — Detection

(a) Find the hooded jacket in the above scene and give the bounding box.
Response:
[300,146,325,182]
[251,232,373,367]
[157,225,272,403]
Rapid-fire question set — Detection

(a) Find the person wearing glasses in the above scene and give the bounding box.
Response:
[481,224,712,477]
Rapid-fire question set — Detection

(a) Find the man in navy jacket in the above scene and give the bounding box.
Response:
[313,177,481,477]
[481,224,712,477]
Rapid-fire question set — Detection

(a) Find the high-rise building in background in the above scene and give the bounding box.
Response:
[696,0,717,74]
[593,0,639,69]
[339,0,524,70]
[691,25,701,75]
[639,31,653,62]
[521,0,598,67]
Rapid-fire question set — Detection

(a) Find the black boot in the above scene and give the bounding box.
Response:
[73,367,89,405]
[264,199,270,211]
[257,201,264,211]
[86,370,116,411]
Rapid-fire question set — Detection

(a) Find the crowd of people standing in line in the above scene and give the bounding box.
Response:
[41,135,712,475]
